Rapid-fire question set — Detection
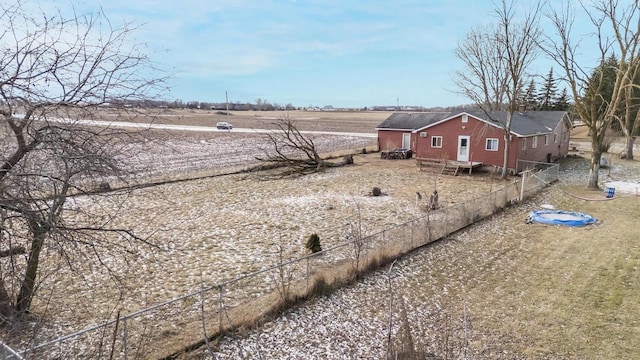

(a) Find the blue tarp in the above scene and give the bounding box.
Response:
[528,210,596,227]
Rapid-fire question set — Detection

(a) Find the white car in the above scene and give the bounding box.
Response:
[216,121,233,130]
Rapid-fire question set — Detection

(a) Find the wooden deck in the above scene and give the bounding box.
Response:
[444,161,483,175]
[416,158,483,175]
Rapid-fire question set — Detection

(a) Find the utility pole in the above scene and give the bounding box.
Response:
[225,91,231,127]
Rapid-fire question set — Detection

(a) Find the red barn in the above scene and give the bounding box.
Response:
[376,110,572,173]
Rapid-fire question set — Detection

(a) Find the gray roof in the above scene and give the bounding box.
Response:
[375,112,451,130]
[464,110,570,136]
[378,110,570,136]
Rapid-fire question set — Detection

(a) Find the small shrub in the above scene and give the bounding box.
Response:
[305,233,322,253]
[371,187,382,196]
[308,276,333,297]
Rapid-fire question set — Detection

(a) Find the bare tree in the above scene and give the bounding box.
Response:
[543,0,640,187]
[0,1,164,318]
[454,0,542,178]
[271,239,296,303]
[256,115,353,176]
[609,4,640,160]
[620,60,640,159]
[347,200,367,275]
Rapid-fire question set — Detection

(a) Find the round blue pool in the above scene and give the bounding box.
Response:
[528,210,596,227]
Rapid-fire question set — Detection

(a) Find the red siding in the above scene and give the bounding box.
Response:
[378,113,570,170]
[377,130,415,151]
[414,115,518,168]
[514,119,571,168]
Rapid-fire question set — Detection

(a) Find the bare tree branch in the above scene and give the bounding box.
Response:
[256,114,353,177]
[454,0,542,178]
[542,0,640,187]
[0,0,165,318]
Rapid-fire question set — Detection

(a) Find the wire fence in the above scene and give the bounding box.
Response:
[10,163,559,359]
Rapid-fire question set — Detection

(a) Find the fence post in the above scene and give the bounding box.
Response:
[427,210,431,244]
[410,221,414,250]
[444,206,449,237]
[471,197,476,223]
[122,318,128,360]
[218,285,224,333]
[306,256,310,293]
[520,171,526,201]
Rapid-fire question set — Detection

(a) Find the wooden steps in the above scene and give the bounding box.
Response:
[441,162,460,176]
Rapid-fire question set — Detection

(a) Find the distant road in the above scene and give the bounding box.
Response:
[43,118,378,138]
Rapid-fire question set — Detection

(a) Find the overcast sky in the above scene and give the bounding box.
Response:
[32,0,602,108]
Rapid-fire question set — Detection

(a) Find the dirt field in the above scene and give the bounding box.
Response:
[32,153,505,325]
[7,123,513,358]
[7,112,640,359]
[94,109,392,133]
[206,154,640,360]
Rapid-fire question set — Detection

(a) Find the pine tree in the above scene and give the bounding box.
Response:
[553,88,571,111]
[585,55,618,118]
[538,68,558,110]
[522,78,538,110]
[305,233,322,253]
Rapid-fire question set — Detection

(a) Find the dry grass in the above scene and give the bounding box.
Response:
[8,150,505,358]
[206,155,640,359]
[458,178,640,358]
[7,110,640,358]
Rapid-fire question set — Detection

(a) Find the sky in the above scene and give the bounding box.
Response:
[30,0,601,109]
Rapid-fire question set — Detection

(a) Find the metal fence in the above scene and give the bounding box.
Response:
[0,341,24,360]
[11,164,559,359]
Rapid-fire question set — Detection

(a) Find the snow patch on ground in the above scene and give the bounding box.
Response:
[604,181,640,194]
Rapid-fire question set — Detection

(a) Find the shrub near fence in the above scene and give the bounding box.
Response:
[16,164,559,359]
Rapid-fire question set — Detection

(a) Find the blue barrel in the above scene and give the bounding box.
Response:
[605,187,615,198]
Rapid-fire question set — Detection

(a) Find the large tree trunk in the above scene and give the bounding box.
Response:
[0,282,12,317]
[501,134,510,179]
[624,136,635,160]
[16,230,47,314]
[589,141,602,189]
[588,152,601,188]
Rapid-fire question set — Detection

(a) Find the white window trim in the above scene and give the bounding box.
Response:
[486,138,499,151]
[532,136,538,149]
[521,138,527,150]
[431,136,443,148]
[544,134,549,146]
[553,133,558,143]
[462,114,468,123]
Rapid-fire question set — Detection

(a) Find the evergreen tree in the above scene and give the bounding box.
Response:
[553,87,571,111]
[585,55,618,119]
[521,78,538,110]
[537,68,558,110]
